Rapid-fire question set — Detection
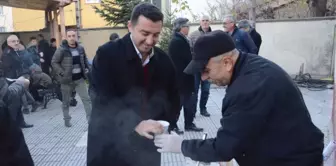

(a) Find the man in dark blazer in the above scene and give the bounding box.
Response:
[168,17,203,134]
[87,3,180,166]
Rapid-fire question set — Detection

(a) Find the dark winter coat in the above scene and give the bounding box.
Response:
[230,27,258,54]
[181,52,324,166]
[88,33,180,166]
[38,39,49,56]
[1,47,29,79]
[26,45,40,65]
[46,45,56,67]
[249,28,262,54]
[51,40,89,84]
[0,78,34,166]
[168,32,195,94]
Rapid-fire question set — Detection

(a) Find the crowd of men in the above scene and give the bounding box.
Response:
[0,30,94,165]
[0,2,326,166]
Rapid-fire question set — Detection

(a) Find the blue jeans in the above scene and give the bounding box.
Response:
[194,72,210,111]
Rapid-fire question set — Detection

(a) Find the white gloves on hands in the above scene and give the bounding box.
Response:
[154,132,183,153]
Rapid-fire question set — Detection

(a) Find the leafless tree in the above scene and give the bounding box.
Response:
[203,0,247,21]
[307,0,328,16]
[205,0,219,21]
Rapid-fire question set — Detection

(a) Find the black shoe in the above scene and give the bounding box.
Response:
[185,124,204,132]
[64,120,72,127]
[31,102,39,112]
[70,99,77,107]
[22,108,30,114]
[200,109,210,117]
[21,123,34,128]
[170,127,184,135]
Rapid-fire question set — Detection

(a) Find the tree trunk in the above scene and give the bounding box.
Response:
[249,0,257,28]
[308,0,327,17]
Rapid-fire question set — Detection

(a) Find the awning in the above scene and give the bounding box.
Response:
[0,0,72,11]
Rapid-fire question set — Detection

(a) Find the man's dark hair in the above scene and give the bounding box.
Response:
[109,33,119,41]
[38,34,44,38]
[30,36,37,41]
[130,2,163,25]
[50,38,56,43]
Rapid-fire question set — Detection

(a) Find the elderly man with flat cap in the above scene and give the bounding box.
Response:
[154,30,324,166]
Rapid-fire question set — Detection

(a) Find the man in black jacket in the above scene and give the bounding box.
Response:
[2,35,34,127]
[168,17,203,134]
[43,38,57,76]
[38,34,50,75]
[88,3,180,166]
[2,35,29,79]
[238,19,262,54]
[154,30,324,166]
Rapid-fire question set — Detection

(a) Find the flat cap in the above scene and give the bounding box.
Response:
[184,30,236,74]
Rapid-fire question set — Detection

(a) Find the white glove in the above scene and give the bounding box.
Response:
[154,132,183,153]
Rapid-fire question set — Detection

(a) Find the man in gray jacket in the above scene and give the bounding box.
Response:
[52,29,91,127]
[189,15,211,117]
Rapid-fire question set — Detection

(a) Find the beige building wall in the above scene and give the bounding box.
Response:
[257,18,335,78]
[79,28,129,59]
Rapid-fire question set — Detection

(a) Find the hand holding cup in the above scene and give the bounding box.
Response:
[135,119,164,139]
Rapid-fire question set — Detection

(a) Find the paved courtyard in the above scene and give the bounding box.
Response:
[22,87,334,166]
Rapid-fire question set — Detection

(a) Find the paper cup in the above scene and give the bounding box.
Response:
[157,120,169,134]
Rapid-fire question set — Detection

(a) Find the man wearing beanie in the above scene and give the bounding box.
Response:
[154,30,324,166]
[238,19,262,54]
[189,15,212,117]
[168,17,203,134]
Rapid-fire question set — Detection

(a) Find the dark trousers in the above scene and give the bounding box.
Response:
[29,84,43,102]
[170,92,195,129]
[10,107,25,126]
[194,72,210,111]
[180,92,195,127]
[6,83,26,126]
[41,63,50,76]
